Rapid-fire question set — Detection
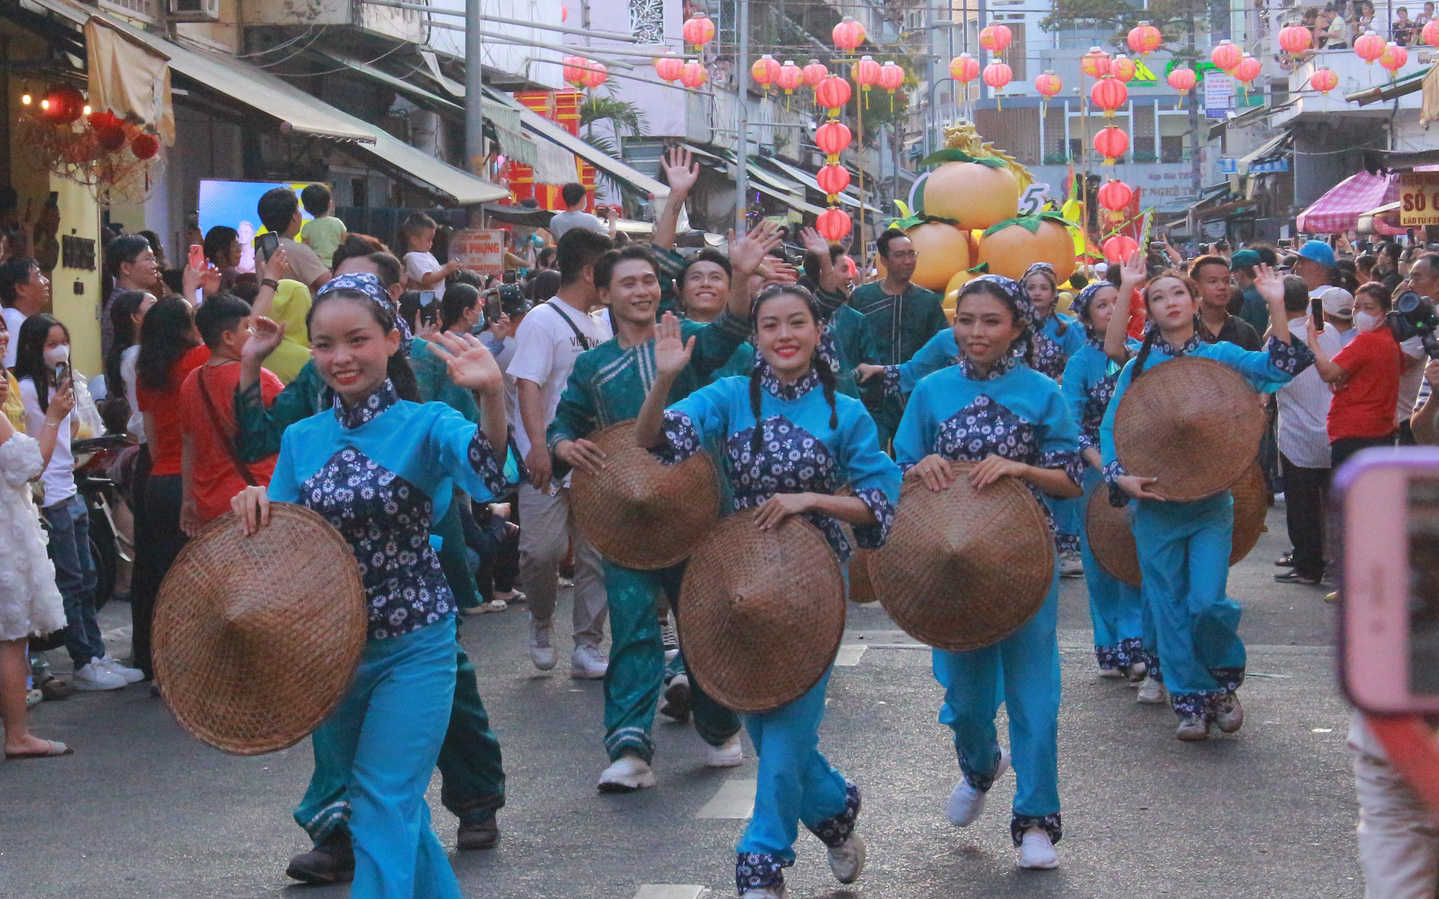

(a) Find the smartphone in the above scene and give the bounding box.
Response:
[53,361,70,387]
[1338,449,1439,714]
[417,290,437,326]
[256,232,279,262]
[188,243,205,270]
[1311,297,1325,326]
[483,289,501,323]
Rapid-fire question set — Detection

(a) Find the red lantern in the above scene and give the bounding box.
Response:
[562,55,588,87]
[131,132,160,160]
[815,121,852,157]
[983,61,1012,90]
[680,59,708,89]
[950,53,980,84]
[816,208,852,241]
[979,23,1012,55]
[1127,21,1162,56]
[777,60,804,94]
[1097,179,1133,211]
[1210,39,1241,71]
[1110,54,1137,83]
[1034,71,1063,100]
[95,127,126,153]
[1166,66,1197,92]
[1090,76,1128,117]
[1103,234,1139,263]
[1279,24,1313,56]
[1355,30,1385,63]
[815,74,852,112]
[751,54,780,90]
[802,59,829,87]
[1093,126,1129,165]
[580,61,608,89]
[878,60,905,94]
[817,164,851,197]
[852,55,881,93]
[1231,55,1261,85]
[654,53,683,83]
[682,13,715,48]
[88,108,122,132]
[41,84,84,124]
[1310,67,1339,93]
[832,16,865,53]
[1425,19,1439,48]
[1081,47,1112,79]
[1381,42,1409,72]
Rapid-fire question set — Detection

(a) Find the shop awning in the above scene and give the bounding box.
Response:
[1235,132,1292,177]
[1349,64,1432,107]
[1296,171,1404,235]
[680,143,828,217]
[761,156,884,215]
[484,91,669,200]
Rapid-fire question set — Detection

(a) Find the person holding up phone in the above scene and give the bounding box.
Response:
[1305,283,1403,470]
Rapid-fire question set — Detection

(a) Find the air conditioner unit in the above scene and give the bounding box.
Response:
[168,0,219,23]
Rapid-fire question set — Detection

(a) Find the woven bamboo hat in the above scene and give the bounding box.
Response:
[873,462,1054,652]
[571,420,721,570]
[837,517,877,604]
[153,505,367,755]
[678,508,845,714]
[1113,356,1265,502]
[1087,463,1269,588]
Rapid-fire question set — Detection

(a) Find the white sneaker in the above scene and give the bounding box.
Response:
[529,618,556,671]
[1136,676,1167,704]
[597,754,656,793]
[704,734,744,768]
[740,888,786,899]
[96,655,144,684]
[72,661,127,691]
[463,599,507,615]
[660,615,679,663]
[827,833,866,884]
[1017,827,1060,869]
[1059,550,1084,578]
[571,644,608,679]
[946,748,1009,826]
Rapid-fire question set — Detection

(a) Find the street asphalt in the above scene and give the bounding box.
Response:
[1,501,1360,899]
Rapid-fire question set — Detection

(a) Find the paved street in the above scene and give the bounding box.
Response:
[2,501,1361,899]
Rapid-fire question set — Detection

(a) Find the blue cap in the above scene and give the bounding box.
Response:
[1297,239,1336,269]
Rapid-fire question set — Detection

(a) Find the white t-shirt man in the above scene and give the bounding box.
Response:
[1277,318,1340,469]
[2,305,26,367]
[548,209,609,240]
[506,297,613,460]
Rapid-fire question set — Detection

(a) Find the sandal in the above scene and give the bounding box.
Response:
[5,739,73,759]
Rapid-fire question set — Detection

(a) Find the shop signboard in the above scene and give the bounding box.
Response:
[451,228,506,276]
[1398,172,1439,227]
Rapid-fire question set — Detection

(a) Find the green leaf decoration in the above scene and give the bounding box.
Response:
[920,149,1010,169]
[981,211,1079,237]
[967,262,990,274]
[892,213,961,231]
[893,199,913,219]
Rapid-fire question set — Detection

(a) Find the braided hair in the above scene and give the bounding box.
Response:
[747,284,839,456]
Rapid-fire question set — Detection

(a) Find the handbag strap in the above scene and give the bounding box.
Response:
[545,300,594,351]
[196,365,257,488]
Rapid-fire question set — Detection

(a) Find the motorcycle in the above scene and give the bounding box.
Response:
[71,434,134,611]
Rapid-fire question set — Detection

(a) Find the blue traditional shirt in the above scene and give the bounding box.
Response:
[891,354,1084,530]
[1099,333,1315,505]
[651,368,901,561]
[1031,311,1087,382]
[267,379,515,640]
[1060,336,1142,453]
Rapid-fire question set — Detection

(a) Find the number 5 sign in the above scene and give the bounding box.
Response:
[1399,172,1439,227]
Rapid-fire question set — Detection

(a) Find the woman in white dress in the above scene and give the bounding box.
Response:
[0,366,72,758]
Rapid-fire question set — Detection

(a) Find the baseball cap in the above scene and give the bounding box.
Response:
[1297,239,1337,270]
[497,283,531,318]
[1321,286,1354,319]
[1231,249,1261,269]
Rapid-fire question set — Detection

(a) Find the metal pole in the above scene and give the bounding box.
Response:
[735,0,750,235]
[464,0,484,175]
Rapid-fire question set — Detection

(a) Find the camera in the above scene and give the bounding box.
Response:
[1387,290,1439,359]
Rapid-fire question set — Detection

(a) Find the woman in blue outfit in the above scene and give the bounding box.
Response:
[1059,258,1150,682]
[232,285,515,898]
[635,285,901,899]
[1099,265,1312,742]
[892,274,1083,871]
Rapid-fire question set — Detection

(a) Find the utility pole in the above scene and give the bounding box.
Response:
[735,0,751,235]
[465,0,484,176]
[1186,0,1203,203]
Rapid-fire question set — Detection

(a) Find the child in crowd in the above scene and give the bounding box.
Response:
[402,212,461,301]
[299,184,346,269]
[179,294,284,535]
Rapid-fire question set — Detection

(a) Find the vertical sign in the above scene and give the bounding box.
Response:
[1204,71,1234,120]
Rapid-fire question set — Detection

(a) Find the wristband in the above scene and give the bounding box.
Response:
[43,421,60,429]
[261,279,279,290]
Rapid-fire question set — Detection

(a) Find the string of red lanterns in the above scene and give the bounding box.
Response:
[1127,21,1162,56]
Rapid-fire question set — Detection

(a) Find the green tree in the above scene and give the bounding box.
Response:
[579,94,649,212]
[1040,0,1214,61]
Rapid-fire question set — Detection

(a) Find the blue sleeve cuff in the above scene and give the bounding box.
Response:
[651,410,703,465]
[880,364,902,399]
[1041,449,1085,487]
[1102,459,1130,507]
[467,429,510,495]
[1266,334,1315,376]
[851,486,896,549]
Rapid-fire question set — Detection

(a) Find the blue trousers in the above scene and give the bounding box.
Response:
[603,560,739,762]
[734,668,859,891]
[1046,492,1083,556]
[41,495,103,669]
[933,572,1062,845]
[1133,493,1246,721]
[1079,468,1145,670]
[310,617,461,899]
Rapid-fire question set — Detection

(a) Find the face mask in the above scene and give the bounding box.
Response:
[1354,311,1380,332]
[43,344,69,367]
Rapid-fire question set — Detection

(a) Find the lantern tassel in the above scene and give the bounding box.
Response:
[1103,156,1116,167]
